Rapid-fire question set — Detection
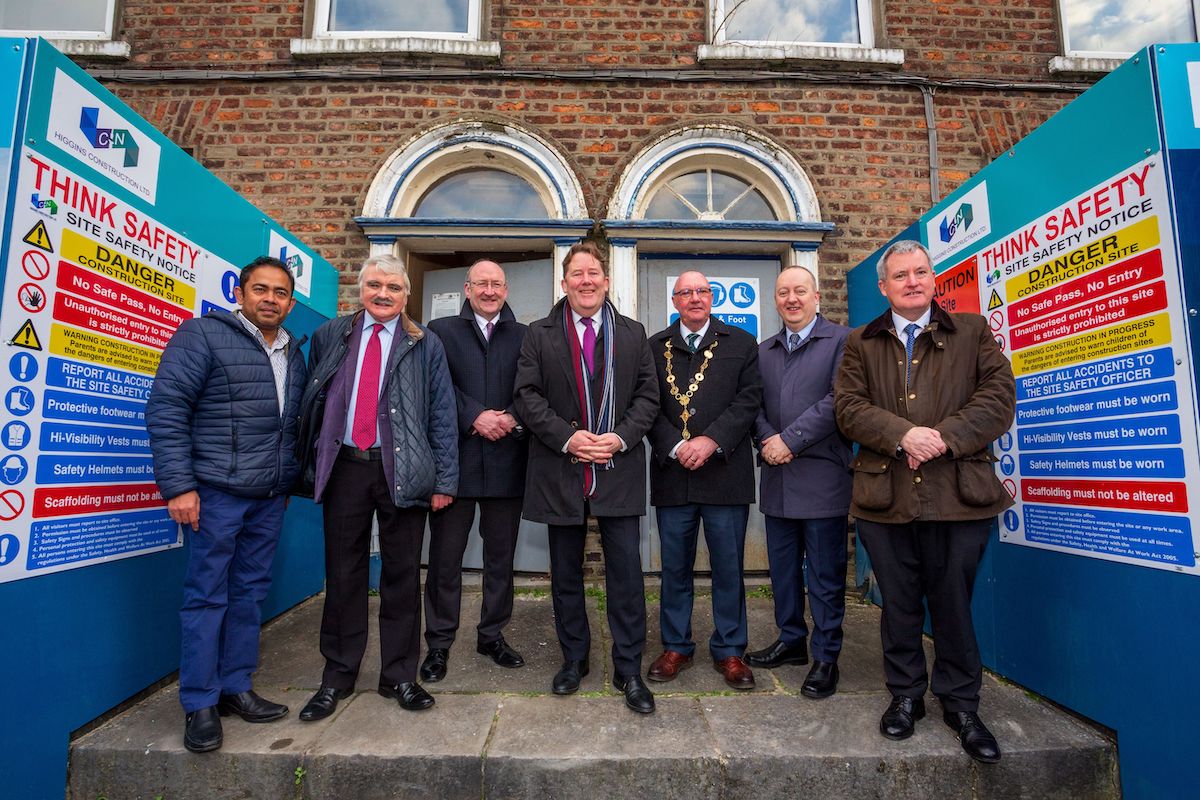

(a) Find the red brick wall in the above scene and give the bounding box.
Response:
[82,0,1092,317]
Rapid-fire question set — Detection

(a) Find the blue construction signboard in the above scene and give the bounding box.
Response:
[908,49,1200,577]
[0,38,337,583]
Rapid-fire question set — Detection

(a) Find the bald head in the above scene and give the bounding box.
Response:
[775,266,819,332]
[464,259,508,321]
[671,270,714,332]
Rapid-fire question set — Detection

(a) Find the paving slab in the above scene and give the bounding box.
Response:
[484,695,723,800]
[302,693,499,800]
[69,687,324,800]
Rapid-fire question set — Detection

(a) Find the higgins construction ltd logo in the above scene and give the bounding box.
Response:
[79,107,140,167]
[277,245,305,279]
[30,193,58,217]
[939,202,973,244]
[925,181,991,266]
[47,68,162,203]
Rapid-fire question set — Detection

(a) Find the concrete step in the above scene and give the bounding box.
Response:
[69,591,1118,800]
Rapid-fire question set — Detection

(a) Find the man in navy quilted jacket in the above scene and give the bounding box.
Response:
[147,256,307,754]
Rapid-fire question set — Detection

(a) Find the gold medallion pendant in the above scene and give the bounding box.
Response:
[663,338,718,441]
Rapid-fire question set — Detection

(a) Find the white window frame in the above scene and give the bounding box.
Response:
[711,0,876,49]
[1051,0,1199,74]
[0,0,129,57]
[293,0,499,57]
[311,0,482,41]
[700,0,902,67]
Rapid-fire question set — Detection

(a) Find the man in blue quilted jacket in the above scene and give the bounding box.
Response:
[147,255,307,754]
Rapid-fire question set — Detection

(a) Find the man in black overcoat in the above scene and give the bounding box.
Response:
[421,260,529,681]
[513,241,660,713]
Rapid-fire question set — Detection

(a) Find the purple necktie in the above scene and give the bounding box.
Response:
[485,320,494,341]
[351,323,383,449]
[582,317,596,374]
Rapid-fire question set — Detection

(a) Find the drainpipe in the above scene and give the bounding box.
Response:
[920,85,940,204]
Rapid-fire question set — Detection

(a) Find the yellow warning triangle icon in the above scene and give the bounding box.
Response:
[987,289,1003,311]
[22,220,54,253]
[10,318,42,351]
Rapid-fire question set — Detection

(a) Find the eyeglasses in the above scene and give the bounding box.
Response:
[672,287,713,299]
[469,280,507,290]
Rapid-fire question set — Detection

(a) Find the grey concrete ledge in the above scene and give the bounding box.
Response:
[699,42,905,67]
[290,36,501,59]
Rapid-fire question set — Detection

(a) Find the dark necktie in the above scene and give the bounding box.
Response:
[788,332,801,352]
[485,320,494,341]
[904,323,920,389]
[351,323,383,449]
[686,332,699,352]
[582,317,596,373]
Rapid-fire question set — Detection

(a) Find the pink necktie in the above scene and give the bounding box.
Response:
[582,317,596,374]
[351,323,383,449]
[486,321,494,341]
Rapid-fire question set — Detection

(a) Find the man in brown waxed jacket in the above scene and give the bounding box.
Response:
[834,239,1015,764]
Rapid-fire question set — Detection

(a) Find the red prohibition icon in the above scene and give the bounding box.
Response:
[17,284,46,313]
[22,250,50,281]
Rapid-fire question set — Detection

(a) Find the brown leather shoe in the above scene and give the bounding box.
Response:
[646,650,693,682]
[713,656,756,690]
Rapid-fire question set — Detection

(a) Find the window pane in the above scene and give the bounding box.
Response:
[328,0,470,34]
[644,170,777,220]
[718,0,862,46]
[644,192,697,220]
[1,0,109,34]
[1061,0,1195,54]
[710,171,776,220]
[415,169,549,219]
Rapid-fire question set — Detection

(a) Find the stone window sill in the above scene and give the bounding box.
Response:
[49,39,130,59]
[290,36,500,58]
[1048,55,1124,75]
[698,42,904,67]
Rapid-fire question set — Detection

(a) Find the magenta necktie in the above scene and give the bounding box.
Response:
[582,317,596,374]
[485,320,494,341]
[351,323,383,449]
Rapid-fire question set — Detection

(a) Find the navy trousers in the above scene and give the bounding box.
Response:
[763,514,848,663]
[179,485,285,712]
[857,518,991,712]
[656,503,749,660]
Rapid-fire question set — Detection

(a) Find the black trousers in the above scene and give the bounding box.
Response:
[319,452,427,688]
[424,496,523,648]
[857,518,992,713]
[548,514,646,676]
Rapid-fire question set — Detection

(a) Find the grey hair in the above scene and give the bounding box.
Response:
[357,253,410,291]
[876,240,931,281]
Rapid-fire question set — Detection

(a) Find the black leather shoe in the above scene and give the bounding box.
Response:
[216,690,288,722]
[880,695,926,740]
[298,685,353,722]
[613,673,656,714]
[378,681,435,711]
[183,706,222,753]
[420,648,449,682]
[552,660,589,695]
[944,710,1002,763]
[477,637,526,668]
[745,639,808,668]
[801,660,839,699]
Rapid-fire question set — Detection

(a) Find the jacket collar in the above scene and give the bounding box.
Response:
[457,299,516,325]
[652,315,729,351]
[343,308,424,342]
[766,314,834,349]
[205,307,305,350]
[862,299,956,339]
